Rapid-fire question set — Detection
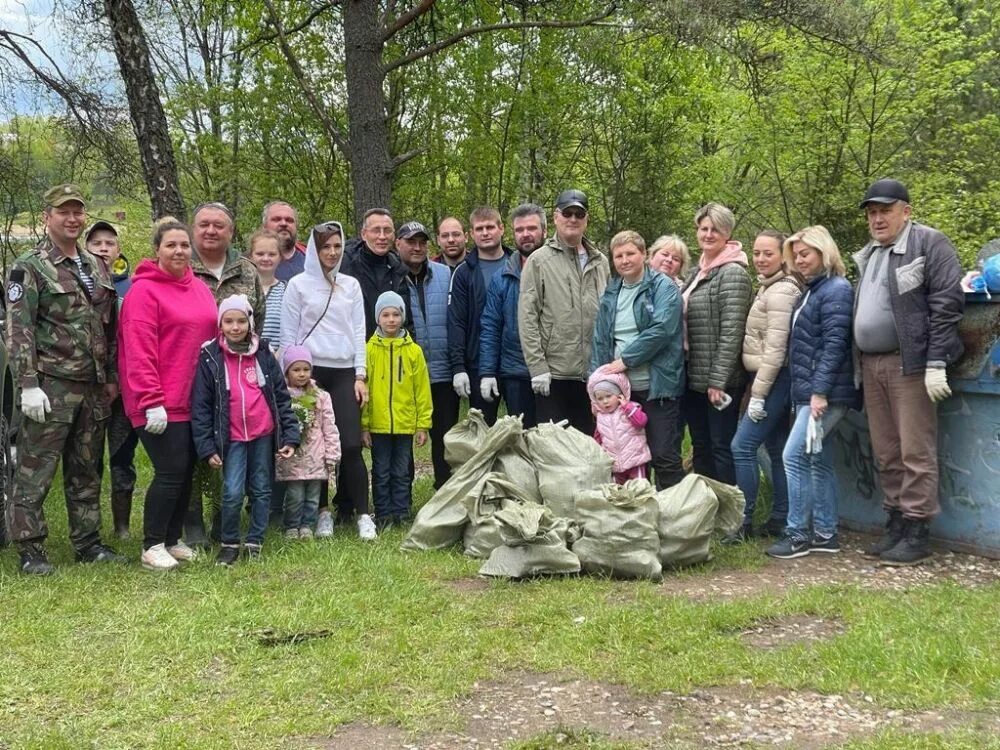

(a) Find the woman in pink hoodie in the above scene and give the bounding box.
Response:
[118,218,218,571]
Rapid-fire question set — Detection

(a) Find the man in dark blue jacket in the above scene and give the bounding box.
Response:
[397,221,457,488]
[478,204,546,428]
[447,206,512,425]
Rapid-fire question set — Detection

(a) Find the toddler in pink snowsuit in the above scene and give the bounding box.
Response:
[588,369,652,484]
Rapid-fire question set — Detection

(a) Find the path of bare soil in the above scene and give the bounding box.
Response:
[310,671,1000,749]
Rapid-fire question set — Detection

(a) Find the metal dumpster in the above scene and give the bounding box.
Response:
[832,292,1000,558]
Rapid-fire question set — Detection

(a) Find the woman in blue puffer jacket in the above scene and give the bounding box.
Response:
[767,225,859,560]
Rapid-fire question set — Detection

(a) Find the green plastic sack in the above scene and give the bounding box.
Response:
[655,473,745,568]
[524,422,613,518]
[479,504,581,579]
[462,473,536,559]
[572,478,662,580]
[402,416,524,551]
[491,436,541,502]
[443,408,489,469]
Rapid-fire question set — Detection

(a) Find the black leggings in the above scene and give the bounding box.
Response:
[138,421,196,550]
[312,366,370,517]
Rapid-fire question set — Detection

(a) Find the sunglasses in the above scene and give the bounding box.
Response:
[314,220,344,235]
[560,208,587,220]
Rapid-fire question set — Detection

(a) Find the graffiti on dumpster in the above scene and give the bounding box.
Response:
[831,412,877,500]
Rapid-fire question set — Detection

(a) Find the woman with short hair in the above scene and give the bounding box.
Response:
[681,203,753,485]
[648,234,690,284]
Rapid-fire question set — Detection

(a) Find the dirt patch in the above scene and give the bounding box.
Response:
[661,531,1000,601]
[309,672,1000,749]
[445,576,491,594]
[737,614,847,650]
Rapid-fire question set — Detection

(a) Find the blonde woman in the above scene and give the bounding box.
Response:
[648,234,690,284]
[766,226,859,559]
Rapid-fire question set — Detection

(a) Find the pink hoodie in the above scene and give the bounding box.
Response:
[587,369,651,474]
[119,259,218,428]
[219,334,274,443]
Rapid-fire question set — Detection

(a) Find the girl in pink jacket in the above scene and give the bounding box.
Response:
[275,346,341,539]
[588,369,652,484]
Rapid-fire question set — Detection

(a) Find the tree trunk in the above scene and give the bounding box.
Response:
[103,0,185,220]
[343,0,392,227]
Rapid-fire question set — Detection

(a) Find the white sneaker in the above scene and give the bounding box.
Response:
[357,514,377,541]
[316,510,334,538]
[298,527,314,540]
[285,528,300,540]
[141,543,179,571]
[166,541,198,562]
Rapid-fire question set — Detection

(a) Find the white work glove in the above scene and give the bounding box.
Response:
[924,366,952,403]
[480,377,499,402]
[21,387,51,423]
[452,372,471,398]
[805,415,825,455]
[145,406,168,435]
[531,372,552,397]
[747,397,767,423]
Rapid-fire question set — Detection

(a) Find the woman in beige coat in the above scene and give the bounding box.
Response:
[726,230,803,542]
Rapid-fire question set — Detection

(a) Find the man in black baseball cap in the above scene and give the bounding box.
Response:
[853,178,963,567]
[555,189,588,213]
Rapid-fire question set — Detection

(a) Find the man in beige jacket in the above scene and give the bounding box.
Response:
[518,189,610,434]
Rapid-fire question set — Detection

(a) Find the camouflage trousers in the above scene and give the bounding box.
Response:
[8,376,110,552]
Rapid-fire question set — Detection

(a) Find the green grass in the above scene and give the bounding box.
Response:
[1,446,999,749]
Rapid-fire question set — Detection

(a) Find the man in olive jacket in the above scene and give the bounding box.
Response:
[854,178,964,567]
[518,190,610,434]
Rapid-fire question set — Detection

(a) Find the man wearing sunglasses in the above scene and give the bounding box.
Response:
[518,189,610,434]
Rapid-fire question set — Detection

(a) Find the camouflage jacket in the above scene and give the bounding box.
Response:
[191,246,265,333]
[6,238,118,387]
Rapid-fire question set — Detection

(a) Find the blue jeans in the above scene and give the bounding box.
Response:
[731,368,791,525]
[284,480,322,531]
[783,404,846,541]
[221,436,273,546]
[371,434,413,520]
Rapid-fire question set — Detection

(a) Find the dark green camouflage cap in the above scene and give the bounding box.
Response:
[43,184,87,208]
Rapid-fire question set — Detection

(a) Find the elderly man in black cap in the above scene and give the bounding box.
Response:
[518,189,609,434]
[854,178,964,566]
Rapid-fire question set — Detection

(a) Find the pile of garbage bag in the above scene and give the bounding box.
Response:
[401,410,745,580]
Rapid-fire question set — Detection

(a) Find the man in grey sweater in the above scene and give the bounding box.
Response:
[853,179,964,566]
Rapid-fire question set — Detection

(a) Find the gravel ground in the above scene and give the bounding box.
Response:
[312,672,1000,749]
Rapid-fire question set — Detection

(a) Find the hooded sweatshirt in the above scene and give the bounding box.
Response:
[587,369,651,474]
[280,226,367,374]
[220,332,274,442]
[118,258,219,427]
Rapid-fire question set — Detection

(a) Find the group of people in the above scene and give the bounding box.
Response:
[3,177,964,575]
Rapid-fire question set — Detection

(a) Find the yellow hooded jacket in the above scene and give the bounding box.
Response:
[362,330,433,434]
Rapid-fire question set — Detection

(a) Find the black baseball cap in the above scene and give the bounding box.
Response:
[396,221,430,240]
[859,179,910,208]
[555,189,588,212]
[85,220,118,243]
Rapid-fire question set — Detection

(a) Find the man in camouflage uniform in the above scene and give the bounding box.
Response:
[185,201,266,546]
[5,184,125,574]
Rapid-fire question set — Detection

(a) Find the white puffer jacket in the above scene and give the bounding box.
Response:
[741,270,803,401]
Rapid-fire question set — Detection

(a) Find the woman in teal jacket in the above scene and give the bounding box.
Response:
[591,231,685,489]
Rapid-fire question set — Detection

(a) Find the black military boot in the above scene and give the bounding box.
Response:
[762,516,787,537]
[879,518,932,567]
[721,522,754,545]
[19,544,55,576]
[111,490,132,540]
[862,508,905,559]
[184,493,210,549]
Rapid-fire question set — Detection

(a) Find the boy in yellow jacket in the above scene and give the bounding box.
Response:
[362,291,433,528]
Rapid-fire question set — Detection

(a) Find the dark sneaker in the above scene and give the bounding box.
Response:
[879,519,932,567]
[19,549,55,576]
[766,534,811,559]
[217,545,240,567]
[721,523,754,545]
[811,533,840,554]
[76,543,127,564]
[244,544,262,560]
[863,509,905,559]
[762,517,787,537]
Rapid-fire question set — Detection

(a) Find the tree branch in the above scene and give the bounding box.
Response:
[236,0,343,54]
[259,0,350,156]
[382,0,435,43]
[383,3,618,74]
[389,146,427,172]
